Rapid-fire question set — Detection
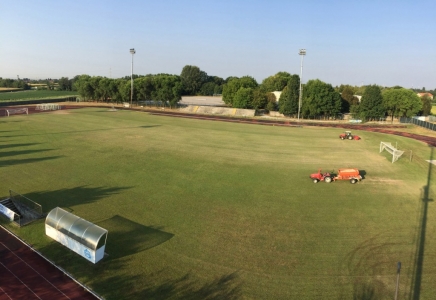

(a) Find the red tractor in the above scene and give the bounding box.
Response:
[310,168,362,184]
[339,131,360,140]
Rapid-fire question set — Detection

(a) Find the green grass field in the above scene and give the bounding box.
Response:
[1,108,436,299]
[0,90,78,101]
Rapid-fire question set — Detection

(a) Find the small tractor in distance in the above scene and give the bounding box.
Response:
[339,131,360,140]
[310,168,362,184]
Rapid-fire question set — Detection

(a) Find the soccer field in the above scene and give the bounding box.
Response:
[1,108,436,299]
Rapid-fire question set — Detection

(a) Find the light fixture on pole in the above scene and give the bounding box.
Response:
[130,48,136,107]
[297,49,306,121]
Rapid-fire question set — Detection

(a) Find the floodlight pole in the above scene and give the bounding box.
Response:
[297,49,306,121]
[130,48,136,107]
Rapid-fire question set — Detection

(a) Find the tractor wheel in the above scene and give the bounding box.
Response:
[324,176,332,183]
[313,179,319,183]
[348,135,353,140]
[340,136,344,140]
[350,178,357,184]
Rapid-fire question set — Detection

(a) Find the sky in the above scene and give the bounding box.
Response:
[1,0,435,89]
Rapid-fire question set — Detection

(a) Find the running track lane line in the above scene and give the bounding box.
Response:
[0,286,14,300]
[0,242,72,299]
[0,262,42,299]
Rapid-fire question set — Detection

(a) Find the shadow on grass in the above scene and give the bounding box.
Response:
[6,125,162,138]
[0,156,63,168]
[0,130,20,134]
[409,146,433,300]
[90,267,242,300]
[96,215,174,260]
[0,148,55,158]
[25,186,132,212]
[0,142,41,149]
[87,268,242,300]
[0,141,60,168]
[138,271,242,300]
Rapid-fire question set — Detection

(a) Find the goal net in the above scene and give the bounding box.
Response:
[380,142,404,163]
[6,107,28,117]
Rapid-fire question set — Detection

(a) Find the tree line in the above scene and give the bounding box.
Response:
[2,65,434,120]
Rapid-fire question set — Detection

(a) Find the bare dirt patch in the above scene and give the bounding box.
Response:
[51,109,70,114]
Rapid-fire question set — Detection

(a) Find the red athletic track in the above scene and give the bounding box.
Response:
[2,104,436,147]
[147,110,436,147]
[0,227,98,300]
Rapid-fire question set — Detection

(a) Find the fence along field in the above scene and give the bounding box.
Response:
[1,107,436,299]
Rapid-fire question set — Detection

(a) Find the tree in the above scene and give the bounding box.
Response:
[266,93,277,112]
[74,75,93,100]
[260,72,291,92]
[90,76,104,101]
[209,76,225,86]
[251,88,268,110]
[200,82,217,96]
[180,65,207,95]
[58,77,72,91]
[98,77,112,102]
[222,76,258,106]
[301,79,342,119]
[233,87,253,109]
[340,86,359,113]
[213,84,223,95]
[420,95,432,116]
[356,85,385,121]
[153,74,182,107]
[382,88,422,121]
[278,75,299,116]
[118,80,131,103]
[136,76,154,101]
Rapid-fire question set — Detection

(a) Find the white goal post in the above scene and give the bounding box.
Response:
[380,142,404,163]
[6,108,28,117]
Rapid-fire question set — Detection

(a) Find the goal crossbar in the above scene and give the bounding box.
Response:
[380,142,404,163]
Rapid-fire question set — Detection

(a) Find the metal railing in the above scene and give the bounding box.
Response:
[399,117,436,131]
[9,190,43,217]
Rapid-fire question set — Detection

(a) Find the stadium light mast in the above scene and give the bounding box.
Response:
[297,49,306,121]
[130,48,136,107]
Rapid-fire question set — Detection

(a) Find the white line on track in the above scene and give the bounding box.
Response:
[0,242,71,300]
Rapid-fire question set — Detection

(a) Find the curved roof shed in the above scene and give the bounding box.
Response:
[45,207,108,263]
